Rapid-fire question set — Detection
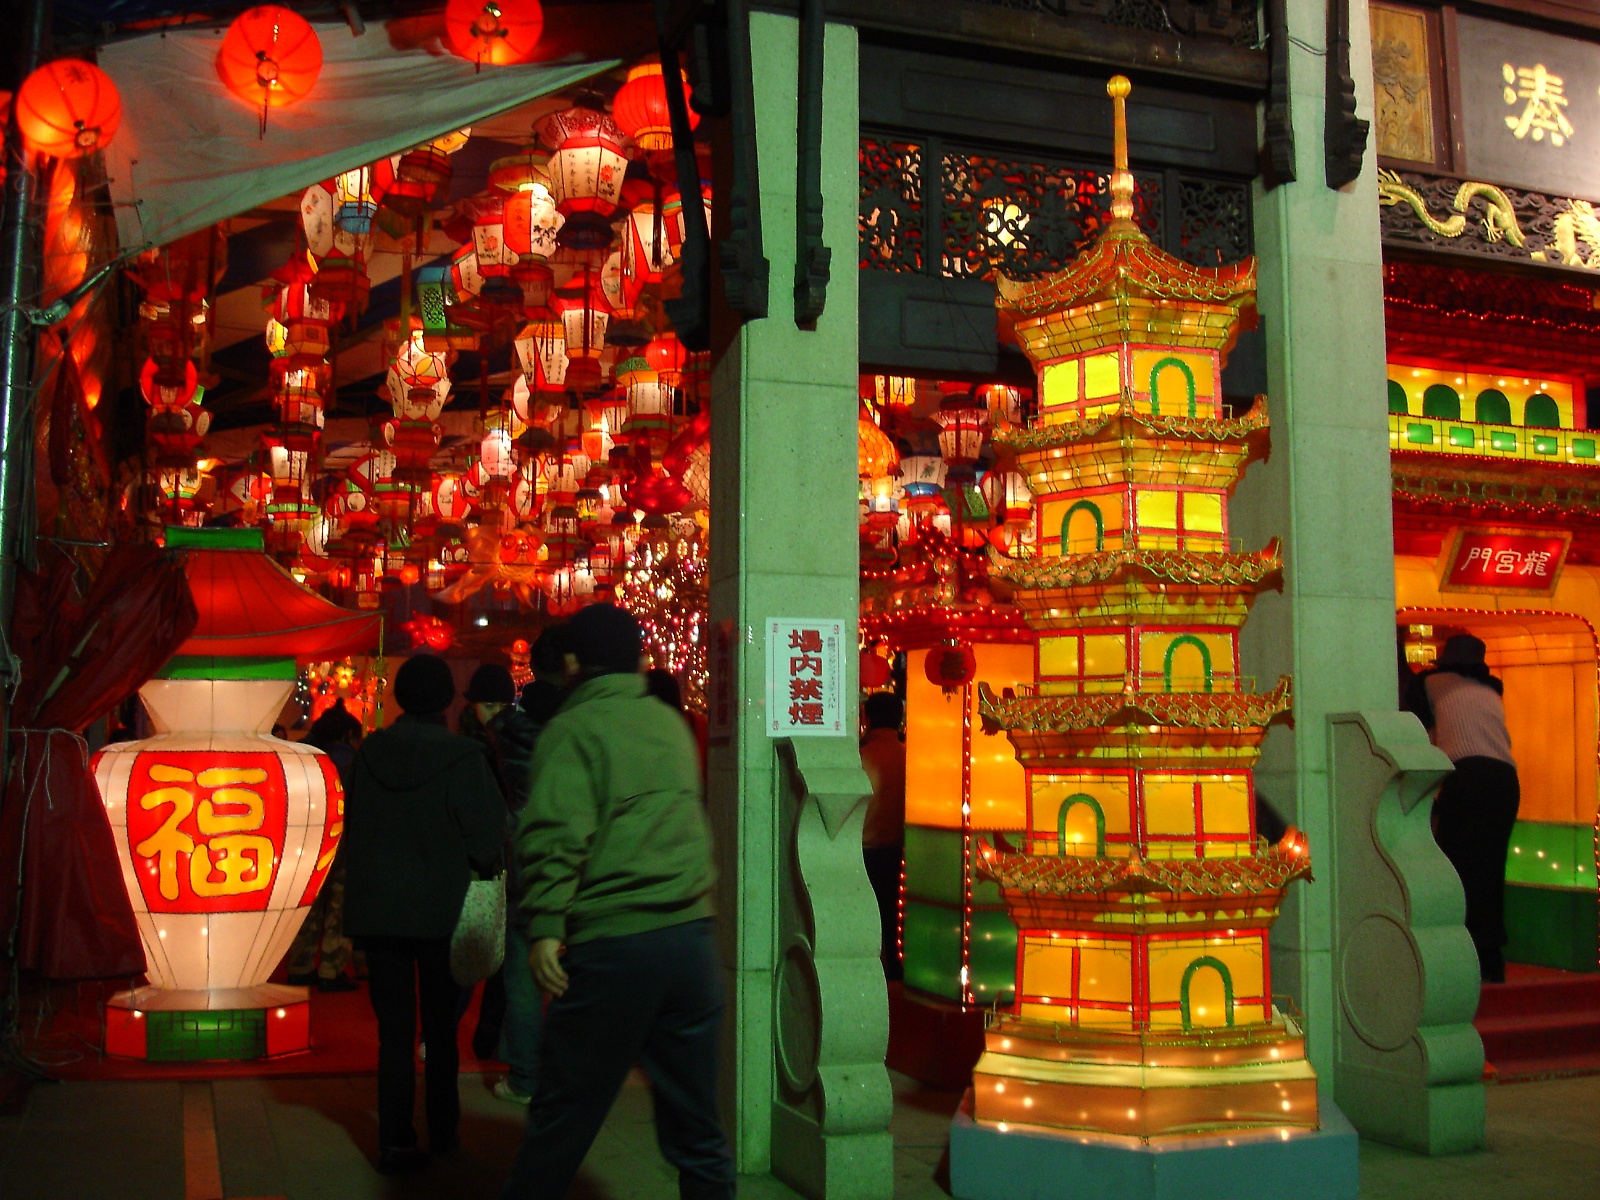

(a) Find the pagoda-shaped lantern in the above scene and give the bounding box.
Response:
[954,78,1319,1163]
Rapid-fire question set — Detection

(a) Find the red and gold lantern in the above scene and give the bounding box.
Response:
[611,58,699,152]
[217,6,323,133]
[445,0,545,68]
[16,59,121,158]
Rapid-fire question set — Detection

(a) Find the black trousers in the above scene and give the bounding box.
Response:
[863,844,903,982]
[361,935,465,1152]
[500,918,733,1200]
[1433,756,1521,982]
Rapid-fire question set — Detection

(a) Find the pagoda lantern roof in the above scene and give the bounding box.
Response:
[995,76,1257,364]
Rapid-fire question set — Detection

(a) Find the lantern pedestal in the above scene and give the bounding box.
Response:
[105,983,312,1062]
[949,1090,1358,1200]
[886,986,986,1090]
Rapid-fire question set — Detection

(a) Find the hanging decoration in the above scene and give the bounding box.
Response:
[15,59,122,159]
[445,0,546,69]
[611,58,699,152]
[217,6,324,137]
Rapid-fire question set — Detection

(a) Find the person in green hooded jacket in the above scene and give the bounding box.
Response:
[500,603,731,1200]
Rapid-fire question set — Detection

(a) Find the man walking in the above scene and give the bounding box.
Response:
[501,603,733,1200]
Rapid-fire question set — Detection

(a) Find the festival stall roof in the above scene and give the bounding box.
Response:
[167,527,382,663]
[98,18,619,249]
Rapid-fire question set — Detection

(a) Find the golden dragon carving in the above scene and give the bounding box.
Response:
[1377,169,1526,247]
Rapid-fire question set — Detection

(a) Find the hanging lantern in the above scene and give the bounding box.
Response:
[980,466,1034,530]
[429,472,474,537]
[16,59,121,158]
[496,149,564,302]
[933,390,991,479]
[450,194,523,307]
[514,314,569,395]
[383,418,443,482]
[152,468,214,527]
[553,277,610,393]
[217,6,323,135]
[643,333,686,387]
[584,387,632,440]
[660,181,713,257]
[215,471,269,525]
[379,129,470,218]
[858,408,898,479]
[387,331,452,422]
[978,382,1026,430]
[508,460,544,526]
[539,102,631,249]
[618,356,671,435]
[861,648,893,691]
[611,58,699,152]
[445,0,545,68]
[621,202,674,290]
[924,641,977,694]
[900,451,948,518]
[866,374,918,413]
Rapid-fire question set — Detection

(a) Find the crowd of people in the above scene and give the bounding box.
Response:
[293,604,733,1198]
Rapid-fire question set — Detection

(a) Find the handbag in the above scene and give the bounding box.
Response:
[450,871,507,986]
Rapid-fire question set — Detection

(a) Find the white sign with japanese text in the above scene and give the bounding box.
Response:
[765,618,847,737]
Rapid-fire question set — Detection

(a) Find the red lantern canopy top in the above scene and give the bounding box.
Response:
[445,0,546,68]
[217,6,323,132]
[611,59,700,152]
[16,59,121,159]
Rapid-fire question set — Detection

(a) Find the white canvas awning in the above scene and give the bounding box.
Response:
[99,22,615,249]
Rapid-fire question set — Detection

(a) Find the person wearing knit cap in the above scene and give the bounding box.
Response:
[342,653,507,1173]
[1405,633,1521,983]
[501,604,731,1200]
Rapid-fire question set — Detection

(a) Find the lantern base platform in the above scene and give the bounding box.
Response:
[949,1089,1358,1200]
[105,984,311,1062]
[887,985,987,1089]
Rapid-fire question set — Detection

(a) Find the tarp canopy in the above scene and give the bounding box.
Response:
[169,528,381,662]
[99,21,615,249]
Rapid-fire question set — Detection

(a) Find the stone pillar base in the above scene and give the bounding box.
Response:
[949,1089,1358,1200]
[771,1103,894,1200]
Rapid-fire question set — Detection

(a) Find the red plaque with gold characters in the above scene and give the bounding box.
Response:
[1439,526,1571,595]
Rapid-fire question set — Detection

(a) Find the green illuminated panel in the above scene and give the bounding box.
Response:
[902,899,964,1002]
[1490,430,1517,451]
[1406,422,1434,445]
[1506,886,1599,973]
[1574,439,1596,459]
[145,1008,267,1061]
[1504,820,1595,890]
[1533,435,1559,455]
[904,826,964,905]
[969,907,1017,1004]
[1448,427,1475,448]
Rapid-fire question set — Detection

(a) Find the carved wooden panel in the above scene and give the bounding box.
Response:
[1371,3,1437,166]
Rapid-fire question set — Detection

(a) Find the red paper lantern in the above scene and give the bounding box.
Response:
[16,59,121,158]
[924,642,976,693]
[611,59,699,152]
[860,650,893,691]
[217,6,323,131]
[445,0,545,68]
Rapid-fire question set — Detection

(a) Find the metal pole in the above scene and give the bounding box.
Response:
[0,0,47,653]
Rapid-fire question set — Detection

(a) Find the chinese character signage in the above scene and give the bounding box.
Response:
[1439,526,1571,595]
[1458,15,1600,198]
[765,618,846,737]
[708,619,735,743]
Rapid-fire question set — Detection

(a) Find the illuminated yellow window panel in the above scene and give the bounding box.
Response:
[1075,1006,1134,1028]
[967,644,1033,831]
[1031,777,1131,837]
[1080,634,1127,679]
[1037,636,1081,679]
[1387,362,1577,430]
[1147,938,1265,1027]
[1132,349,1215,418]
[1143,778,1197,836]
[1039,360,1080,416]
[1135,489,1179,531]
[1181,491,1225,534]
[1083,352,1121,401]
[1077,944,1134,1003]
[1020,937,1079,998]
[1019,1001,1079,1024]
[904,649,967,829]
[1133,349,1216,396]
[1200,777,1252,835]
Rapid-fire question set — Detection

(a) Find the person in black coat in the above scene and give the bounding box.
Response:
[342,654,505,1174]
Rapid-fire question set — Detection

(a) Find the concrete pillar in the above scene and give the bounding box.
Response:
[1235,0,1485,1154]
[706,12,894,1199]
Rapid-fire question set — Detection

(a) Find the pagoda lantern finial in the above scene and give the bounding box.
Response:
[1107,75,1135,225]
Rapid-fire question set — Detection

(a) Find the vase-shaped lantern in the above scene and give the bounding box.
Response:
[92,527,380,1061]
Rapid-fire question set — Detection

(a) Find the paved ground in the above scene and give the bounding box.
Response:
[2,1067,1596,1199]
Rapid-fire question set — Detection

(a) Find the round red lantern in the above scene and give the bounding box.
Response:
[924,642,976,694]
[217,6,323,131]
[860,650,893,691]
[611,59,700,152]
[15,59,121,158]
[446,0,545,68]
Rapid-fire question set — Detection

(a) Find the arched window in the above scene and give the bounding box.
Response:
[1387,379,1409,414]
[1180,956,1236,1029]
[1474,389,1512,424]
[1148,357,1197,417]
[1056,793,1107,857]
[1421,384,1461,419]
[1524,392,1560,428]
[1061,500,1105,553]
[1162,635,1214,692]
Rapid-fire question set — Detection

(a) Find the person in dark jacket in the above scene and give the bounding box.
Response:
[343,654,505,1174]
[286,701,363,990]
[1404,633,1521,983]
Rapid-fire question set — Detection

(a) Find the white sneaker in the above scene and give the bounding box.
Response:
[493,1079,532,1105]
